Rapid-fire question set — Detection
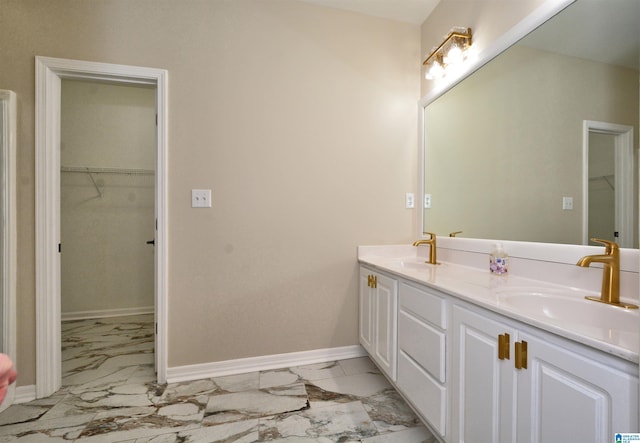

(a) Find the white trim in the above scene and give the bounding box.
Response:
[416,97,425,240]
[35,58,62,399]
[418,0,575,239]
[61,306,154,322]
[0,90,17,367]
[582,120,634,248]
[155,63,169,386]
[35,56,169,398]
[166,345,368,384]
[13,385,37,404]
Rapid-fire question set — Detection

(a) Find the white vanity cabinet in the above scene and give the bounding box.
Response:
[451,304,518,443]
[451,303,639,443]
[515,332,638,442]
[396,282,449,438]
[359,266,398,381]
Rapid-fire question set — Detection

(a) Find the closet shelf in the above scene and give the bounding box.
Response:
[589,174,614,190]
[61,166,155,175]
[61,166,155,199]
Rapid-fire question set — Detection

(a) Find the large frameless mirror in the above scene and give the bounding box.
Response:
[421,0,639,248]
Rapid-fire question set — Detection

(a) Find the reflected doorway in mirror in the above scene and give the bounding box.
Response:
[582,120,634,248]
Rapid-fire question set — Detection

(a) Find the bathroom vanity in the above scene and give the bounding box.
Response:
[358,243,639,443]
[368,0,640,438]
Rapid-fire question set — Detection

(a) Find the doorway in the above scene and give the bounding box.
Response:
[35,57,168,398]
[59,79,156,382]
[582,120,635,248]
[587,132,615,243]
[60,79,156,321]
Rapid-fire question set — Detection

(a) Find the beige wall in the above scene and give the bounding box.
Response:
[1,0,419,385]
[61,80,156,316]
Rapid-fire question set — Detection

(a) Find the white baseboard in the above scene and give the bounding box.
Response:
[14,384,36,404]
[166,345,367,384]
[61,306,154,322]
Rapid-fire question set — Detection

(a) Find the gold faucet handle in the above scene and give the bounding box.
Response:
[422,232,436,240]
[449,231,462,237]
[590,238,618,254]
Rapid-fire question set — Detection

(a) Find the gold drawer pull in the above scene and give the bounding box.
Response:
[515,340,528,369]
[498,333,510,360]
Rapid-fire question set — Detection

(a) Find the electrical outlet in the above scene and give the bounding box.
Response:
[405,193,415,209]
[424,194,432,209]
[192,189,211,208]
[562,196,573,210]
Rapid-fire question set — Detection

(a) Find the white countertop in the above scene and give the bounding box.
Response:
[359,245,639,364]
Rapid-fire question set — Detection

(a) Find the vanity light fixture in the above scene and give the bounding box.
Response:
[423,27,473,81]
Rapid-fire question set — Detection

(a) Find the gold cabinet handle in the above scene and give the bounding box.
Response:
[366,274,377,288]
[367,275,372,287]
[498,333,510,360]
[515,340,528,369]
[372,275,377,288]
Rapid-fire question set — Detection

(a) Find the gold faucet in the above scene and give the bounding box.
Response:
[576,238,638,309]
[413,232,438,265]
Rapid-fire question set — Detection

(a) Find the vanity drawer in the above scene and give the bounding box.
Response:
[398,309,446,382]
[399,282,447,329]
[398,350,446,437]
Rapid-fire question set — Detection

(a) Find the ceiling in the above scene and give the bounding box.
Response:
[297,0,440,25]
[520,0,639,70]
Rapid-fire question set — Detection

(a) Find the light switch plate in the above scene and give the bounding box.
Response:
[405,193,415,209]
[424,194,432,209]
[562,196,573,210]
[192,189,211,208]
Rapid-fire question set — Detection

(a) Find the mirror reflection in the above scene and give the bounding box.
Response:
[423,0,639,247]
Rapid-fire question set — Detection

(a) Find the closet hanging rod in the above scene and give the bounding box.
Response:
[61,166,155,175]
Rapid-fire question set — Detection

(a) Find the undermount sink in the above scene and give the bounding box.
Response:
[383,258,440,271]
[496,288,639,333]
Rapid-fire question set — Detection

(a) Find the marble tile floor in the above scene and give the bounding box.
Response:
[0,315,437,442]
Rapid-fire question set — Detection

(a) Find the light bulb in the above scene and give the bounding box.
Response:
[426,60,444,80]
[444,45,463,65]
[444,63,461,78]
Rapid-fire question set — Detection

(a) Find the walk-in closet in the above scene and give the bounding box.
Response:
[60,79,156,369]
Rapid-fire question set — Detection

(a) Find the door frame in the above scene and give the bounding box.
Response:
[582,120,634,248]
[1,90,17,372]
[35,56,168,398]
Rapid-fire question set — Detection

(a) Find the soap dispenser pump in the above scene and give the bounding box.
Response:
[490,243,508,275]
